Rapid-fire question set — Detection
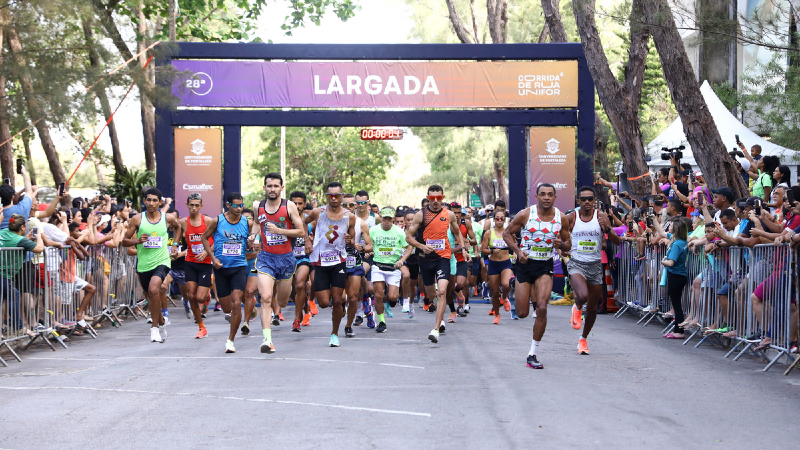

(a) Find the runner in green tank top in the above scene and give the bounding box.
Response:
[368,207,413,333]
[123,188,182,344]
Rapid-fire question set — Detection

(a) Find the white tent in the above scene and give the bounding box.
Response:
[644,81,800,181]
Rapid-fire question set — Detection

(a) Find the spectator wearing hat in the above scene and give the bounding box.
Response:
[0,164,33,230]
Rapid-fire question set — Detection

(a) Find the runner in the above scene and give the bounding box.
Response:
[467,208,484,314]
[122,188,182,343]
[241,208,259,335]
[289,191,314,332]
[503,184,571,369]
[446,202,475,323]
[401,209,420,318]
[482,209,513,323]
[162,211,188,323]
[179,193,213,339]
[304,182,357,347]
[200,192,259,353]
[566,186,620,355]
[405,185,468,343]
[354,190,378,323]
[255,173,306,353]
[369,206,413,333]
[341,193,373,338]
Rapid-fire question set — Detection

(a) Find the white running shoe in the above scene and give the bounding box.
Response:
[401,299,409,313]
[163,315,171,325]
[158,324,167,340]
[150,327,163,343]
[225,339,236,353]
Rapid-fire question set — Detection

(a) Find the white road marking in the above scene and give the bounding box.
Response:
[0,386,431,417]
[28,355,424,369]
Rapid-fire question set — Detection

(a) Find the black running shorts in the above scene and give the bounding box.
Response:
[515,259,554,285]
[313,263,347,291]
[184,261,213,288]
[213,266,248,298]
[418,258,450,287]
[137,265,170,292]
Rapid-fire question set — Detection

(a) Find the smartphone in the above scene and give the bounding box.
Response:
[735,134,740,144]
[697,194,703,206]
[787,189,795,205]
[595,200,603,211]
[15,158,22,175]
[690,172,696,184]
[627,221,633,233]
[755,199,762,216]
[58,182,66,197]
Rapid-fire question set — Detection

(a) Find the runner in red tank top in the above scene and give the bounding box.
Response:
[179,193,214,339]
[445,202,476,324]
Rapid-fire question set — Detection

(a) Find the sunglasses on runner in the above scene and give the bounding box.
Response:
[355,200,369,205]
[494,216,504,221]
[579,196,595,202]
[342,202,356,208]
[227,202,244,208]
[427,195,445,202]
[325,193,343,199]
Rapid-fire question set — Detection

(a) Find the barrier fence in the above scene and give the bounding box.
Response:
[614,240,799,374]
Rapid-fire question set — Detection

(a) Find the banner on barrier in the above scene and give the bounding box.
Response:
[528,127,576,212]
[174,128,223,219]
[171,60,578,109]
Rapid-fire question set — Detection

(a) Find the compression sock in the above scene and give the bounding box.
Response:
[529,340,539,356]
[377,313,385,323]
[262,328,272,340]
[162,308,169,318]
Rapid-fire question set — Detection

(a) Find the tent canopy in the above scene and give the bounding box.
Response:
[644,81,800,168]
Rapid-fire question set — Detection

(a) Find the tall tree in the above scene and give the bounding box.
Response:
[0,13,13,183]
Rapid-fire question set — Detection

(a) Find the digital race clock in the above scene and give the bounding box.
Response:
[360,129,404,140]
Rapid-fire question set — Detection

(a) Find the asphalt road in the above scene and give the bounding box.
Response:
[1,301,798,450]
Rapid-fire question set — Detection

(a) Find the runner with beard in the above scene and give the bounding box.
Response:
[289,191,314,332]
[341,193,373,338]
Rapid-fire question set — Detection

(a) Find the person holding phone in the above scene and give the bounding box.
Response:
[661,219,689,339]
[0,163,33,230]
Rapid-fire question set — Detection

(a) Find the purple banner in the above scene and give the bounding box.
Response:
[171,60,578,109]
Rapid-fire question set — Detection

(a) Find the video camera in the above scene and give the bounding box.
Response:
[660,145,685,161]
[728,148,745,158]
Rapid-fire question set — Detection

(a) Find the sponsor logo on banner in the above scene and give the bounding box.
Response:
[535,138,568,166]
[529,127,576,212]
[175,128,222,219]
[518,73,564,98]
[184,138,213,167]
[183,183,214,191]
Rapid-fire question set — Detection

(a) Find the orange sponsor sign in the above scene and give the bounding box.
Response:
[174,128,223,219]
[528,127,576,212]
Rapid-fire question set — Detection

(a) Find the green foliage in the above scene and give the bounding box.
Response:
[100,168,156,211]
[251,127,396,200]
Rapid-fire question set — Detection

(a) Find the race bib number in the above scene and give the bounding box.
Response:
[346,255,357,268]
[191,244,204,255]
[577,240,598,253]
[293,246,305,257]
[222,243,242,256]
[426,239,445,250]
[492,239,507,249]
[378,247,394,257]
[321,251,340,264]
[265,233,287,245]
[527,245,551,260]
[143,236,162,249]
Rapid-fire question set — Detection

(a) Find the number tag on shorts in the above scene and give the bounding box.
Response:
[191,244,204,255]
[492,239,507,249]
[222,243,242,256]
[577,240,597,253]
[527,245,551,260]
[346,255,357,268]
[265,233,286,245]
[293,246,305,257]
[143,236,162,249]
[321,251,340,264]
[426,239,445,250]
[378,247,394,257]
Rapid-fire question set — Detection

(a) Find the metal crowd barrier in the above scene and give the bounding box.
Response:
[615,240,799,373]
[1,244,145,366]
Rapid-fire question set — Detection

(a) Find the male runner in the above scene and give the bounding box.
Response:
[467,209,484,314]
[342,193,373,337]
[354,190,378,321]
[255,173,305,353]
[289,191,314,332]
[447,202,476,321]
[503,184,571,369]
[405,185,467,343]
[370,207,413,333]
[179,193,213,339]
[566,186,620,355]
[122,188,182,343]
[401,210,420,318]
[241,208,259,335]
[201,192,258,353]
[304,182,356,347]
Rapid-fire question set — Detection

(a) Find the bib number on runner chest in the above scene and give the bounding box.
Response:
[222,243,242,256]
[527,245,551,260]
[346,255,357,268]
[492,239,507,249]
[378,247,394,257]
[426,239,445,250]
[191,244,204,255]
[577,240,598,253]
[143,236,162,249]
[293,246,305,257]
[265,233,286,245]
[321,251,340,264]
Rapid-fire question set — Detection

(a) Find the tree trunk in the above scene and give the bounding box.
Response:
[21,132,35,185]
[640,0,749,197]
[479,174,495,206]
[493,145,509,206]
[4,25,67,190]
[486,0,508,43]
[0,17,13,185]
[137,6,156,172]
[82,19,125,179]
[445,0,475,43]
[572,0,653,198]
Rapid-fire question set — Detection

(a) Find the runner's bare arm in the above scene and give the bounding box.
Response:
[360,220,373,253]
[559,212,572,254]
[304,208,320,225]
[599,211,621,245]
[121,215,144,247]
[481,229,492,256]
[449,211,467,254]
[503,208,528,263]
[200,217,218,261]
[347,214,357,242]
[168,213,183,253]
[466,219,477,246]
[285,202,305,239]
[404,211,423,249]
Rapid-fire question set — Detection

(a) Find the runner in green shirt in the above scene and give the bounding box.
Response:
[368,207,413,333]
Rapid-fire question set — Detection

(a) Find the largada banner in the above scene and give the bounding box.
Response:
[174,128,222,219]
[172,60,578,109]
[528,127,576,212]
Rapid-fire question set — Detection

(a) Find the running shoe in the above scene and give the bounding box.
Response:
[278,313,285,321]
[428,329,439,343]
[345,327,354,338]
[163,315,171,325]
[150,327,163,343]
[422,303,430,312]
[260,339,275,354]
[354,315,363,326]
[386,305,393,318]
[194,328,207,339]
[464,304,470,314]
[292,320,301,332]
[447,312,457,323]
[147,314,152,324]
[329,334,340,347]
[241,323,250,335]
[489,309,495,315]
[302,313,311,327]
[214,303,222,311]
[309,300,319,316]
[502,298,511,312]
[159,324,167,339]
[511,309,519,320]
[185,310,194,320]
[225,313,231,323]
[428,303,436,313]
[457,306,466,317]
[401,300,409,313]
[549,297,574,306]
[492,315,500,325]
[201,312,207,319]
[439,321,446,334]
[363,298,373,316]
[366,314,375,329]
[578,338,590,355]
[225,339,236,353]
[526,354,543,369]
[272,315,280,327]
[376,322,387,333]
[250,308,258,320]
[570,304,583,330]
[408,303,415,319]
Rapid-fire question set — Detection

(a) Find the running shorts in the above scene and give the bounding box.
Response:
[449,257,456,277]
[487,259,513,277]
[296,257,310,268]
[371,265,401,287]
[419,258,450,287]
[247,257,257,278]
[455,260,469,278]
[515,259,554,285]
[566,259,603,285]
[256,252,297,282]
[347,264,366,277]
[137,265,169,291]
[184,261,212,288]
[404,262,419,280]
[313,263,347,291]
[168,269,186,285]
[213,266,248,298]
[470,258,480,276]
